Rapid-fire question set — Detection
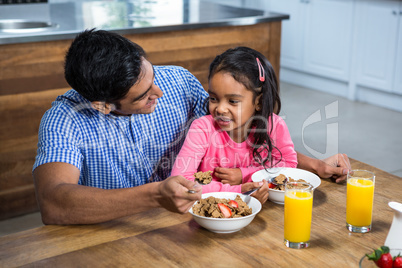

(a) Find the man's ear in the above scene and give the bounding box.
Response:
[91,101,113,114]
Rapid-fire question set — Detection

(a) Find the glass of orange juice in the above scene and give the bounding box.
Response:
[284,182,314,249]
[346,170,375,233]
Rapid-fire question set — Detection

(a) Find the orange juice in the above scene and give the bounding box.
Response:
[284,191,313,243]
[346,178,374,227]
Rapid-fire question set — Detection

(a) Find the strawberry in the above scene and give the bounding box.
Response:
[393,255,402,268]
[228,200,238,208]
[376,253,393,268]
[217,203,232,218]
[367,246,393,268]
[268,183,276,189]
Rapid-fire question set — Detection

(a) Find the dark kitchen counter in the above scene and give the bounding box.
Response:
[0,0,289,45]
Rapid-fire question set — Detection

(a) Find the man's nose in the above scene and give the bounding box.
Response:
[150,84,163,98]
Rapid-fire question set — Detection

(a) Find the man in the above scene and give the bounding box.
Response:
[33,29,350,225]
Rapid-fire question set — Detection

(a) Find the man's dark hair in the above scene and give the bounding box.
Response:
[64,28,146,103]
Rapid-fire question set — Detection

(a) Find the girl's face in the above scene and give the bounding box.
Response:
[208,72,260,143]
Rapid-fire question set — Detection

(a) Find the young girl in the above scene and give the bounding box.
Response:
[171,47,297,202]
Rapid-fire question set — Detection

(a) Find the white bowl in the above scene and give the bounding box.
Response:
[189,192,262,233]
[252,167,321,205]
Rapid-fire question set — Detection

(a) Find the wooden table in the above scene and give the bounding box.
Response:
[1,159,401,267]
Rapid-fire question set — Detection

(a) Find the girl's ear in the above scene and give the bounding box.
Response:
[255,94,262,111]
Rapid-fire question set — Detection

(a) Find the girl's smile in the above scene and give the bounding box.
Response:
[208,71,260,143]
[215,115,232,126]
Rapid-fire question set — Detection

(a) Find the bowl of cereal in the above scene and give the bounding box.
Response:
[252,167,321,205]
[189,192,262,233]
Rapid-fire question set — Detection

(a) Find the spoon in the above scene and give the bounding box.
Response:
[187,180,208,194]
[189,186,262,195]
[187,181,202,194]
[269,175,288,187]
[241,186,262,196]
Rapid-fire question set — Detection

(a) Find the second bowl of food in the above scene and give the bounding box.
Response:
[189,192,262,233]
[252,167,321,204]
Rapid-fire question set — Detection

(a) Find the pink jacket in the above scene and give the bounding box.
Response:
[171,114,297,193]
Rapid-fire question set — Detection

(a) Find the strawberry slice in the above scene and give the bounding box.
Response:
[218,203,232,218]
[268,183,276,189]
[228,200,239,208]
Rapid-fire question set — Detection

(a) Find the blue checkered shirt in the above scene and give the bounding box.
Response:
[33,66,208,189]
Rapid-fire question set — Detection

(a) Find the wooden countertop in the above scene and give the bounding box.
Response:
[1,158,401,267]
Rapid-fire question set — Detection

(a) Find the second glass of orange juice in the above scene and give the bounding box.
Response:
[346,170,375,233]
[284,182,314,249]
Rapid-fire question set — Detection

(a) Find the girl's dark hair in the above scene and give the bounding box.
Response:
[208,46,282,168]
[64,28,146,103]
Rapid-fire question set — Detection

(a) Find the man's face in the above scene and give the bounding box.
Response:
[113,59,163,115]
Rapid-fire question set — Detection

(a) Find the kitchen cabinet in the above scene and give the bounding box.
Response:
[269,0,354,81]
[354,0,402,94]
[264,0,402,112]
[268,0,303,69]
[395,15,402,95]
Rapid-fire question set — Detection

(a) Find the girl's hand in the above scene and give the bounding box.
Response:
[214,167,242,185]
[241,181,269,205]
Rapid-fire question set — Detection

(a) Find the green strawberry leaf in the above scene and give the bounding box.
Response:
[380,246,390,254]
[367,249,382,261]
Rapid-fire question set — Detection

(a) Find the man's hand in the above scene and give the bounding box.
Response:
[214,167,243,185]
[297,152,351,184]
[157,176,202,214]
[319,153,351,183]
[241,180,269,205]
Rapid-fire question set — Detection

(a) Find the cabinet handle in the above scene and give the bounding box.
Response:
[392,10,398,15]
